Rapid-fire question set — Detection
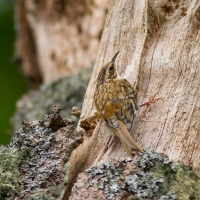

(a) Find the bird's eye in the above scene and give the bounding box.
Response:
[109,65,114,70]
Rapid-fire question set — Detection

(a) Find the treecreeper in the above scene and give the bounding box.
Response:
[94,51,144,156]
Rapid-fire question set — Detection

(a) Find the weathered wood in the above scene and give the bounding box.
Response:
[82,0,200,168]
[15,0,108,86]
[65,0,200,198]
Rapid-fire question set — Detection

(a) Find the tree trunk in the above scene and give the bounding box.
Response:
[16,0,108,88]
[64,0,200,198]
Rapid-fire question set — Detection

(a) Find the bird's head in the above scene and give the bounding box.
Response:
[104,51,119,81]
[96,51,120,88]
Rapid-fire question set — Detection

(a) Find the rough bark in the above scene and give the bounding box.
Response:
[15,0,108,87]
[9,107,83,200]
[64,0,200,198]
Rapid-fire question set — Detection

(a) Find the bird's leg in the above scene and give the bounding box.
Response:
[140,93,163,112]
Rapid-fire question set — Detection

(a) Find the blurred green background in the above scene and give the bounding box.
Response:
[0,0,27,145]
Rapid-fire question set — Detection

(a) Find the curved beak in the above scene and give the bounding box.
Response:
[111,51,120,62]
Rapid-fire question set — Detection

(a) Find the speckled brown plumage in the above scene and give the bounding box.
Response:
[94,52,144,156]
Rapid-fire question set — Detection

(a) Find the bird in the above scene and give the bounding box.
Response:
[94,51,144,156]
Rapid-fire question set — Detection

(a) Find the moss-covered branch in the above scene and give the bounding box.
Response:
[1,107,83,200]
[70,150,200,200]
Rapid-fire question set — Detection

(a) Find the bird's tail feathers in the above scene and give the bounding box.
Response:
[117,120,144,155]
[115,129,133,157]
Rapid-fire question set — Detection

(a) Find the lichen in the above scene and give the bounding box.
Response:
[86,158,165,199]
[7,107,83,199]
[8,123,59,199]
[82,149,200,200]
[86,161,125,199]
[159,191,177,200]
[126,171,164,198]
[0,146,22,200]
[137,149,171,170]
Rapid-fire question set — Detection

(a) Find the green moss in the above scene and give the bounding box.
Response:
[193,173,200,199]
[150,160,200,200]
[0,146,22,199]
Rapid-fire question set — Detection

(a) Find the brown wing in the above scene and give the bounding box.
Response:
[115,79,137,131]
[94,79,137,131]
